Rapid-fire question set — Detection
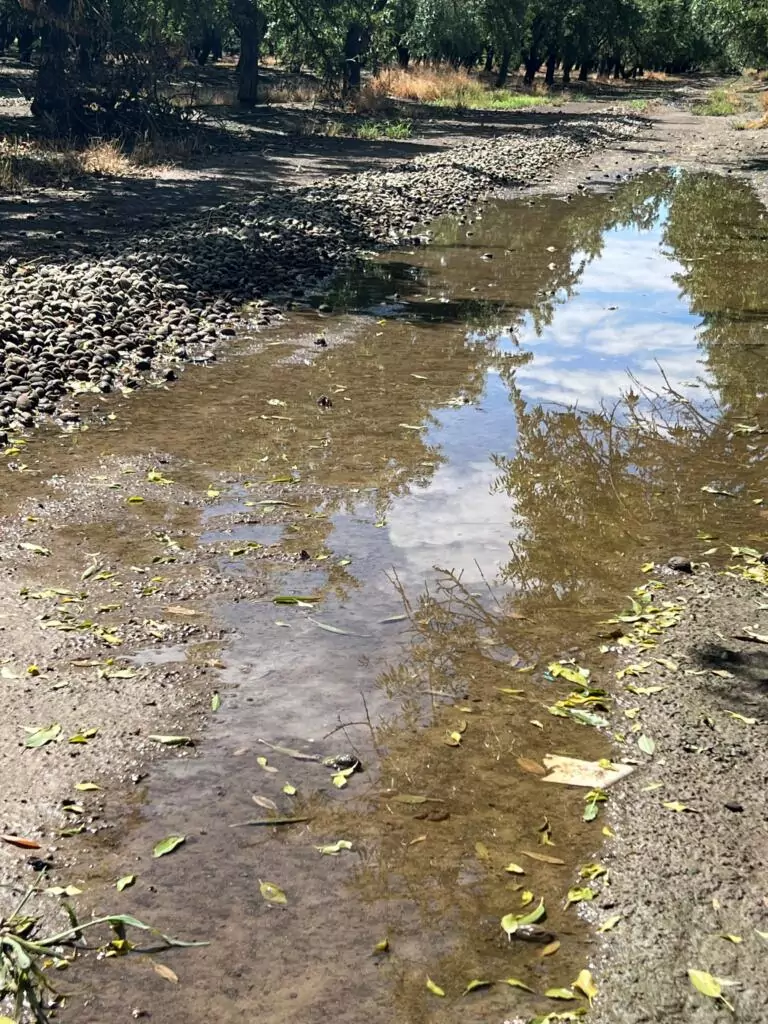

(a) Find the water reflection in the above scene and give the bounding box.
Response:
[10,170,768,1024]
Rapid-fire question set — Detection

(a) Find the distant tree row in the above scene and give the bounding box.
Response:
[0,0,766,130]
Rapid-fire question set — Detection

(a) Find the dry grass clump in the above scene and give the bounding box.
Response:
[0,135,179,191]
[355,66,553,112]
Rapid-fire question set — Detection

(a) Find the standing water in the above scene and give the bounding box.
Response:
[5,169,766,1024]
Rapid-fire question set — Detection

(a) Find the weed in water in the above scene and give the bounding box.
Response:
[0,883,207,1022]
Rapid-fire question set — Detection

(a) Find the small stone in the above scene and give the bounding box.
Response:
[667,556,693,573]
[316,395,332,409]
[724,801,744,813]
[314,337,327,347]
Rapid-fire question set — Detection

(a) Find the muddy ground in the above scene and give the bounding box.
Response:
[0,75,767,1024]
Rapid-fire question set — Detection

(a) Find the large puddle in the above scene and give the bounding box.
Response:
[4,169,768,1023]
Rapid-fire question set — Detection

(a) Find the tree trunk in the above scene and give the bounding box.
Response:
[343,21,364,94]
[578,61,590,81]
[523,54,539,85]
[496,46,512,87]
[562,60,572,84]
[396,43,409,69]
[545,52,556,86]
[229,0,263,105]
[18,26,35,63]
[484,46,494,73]
[31,0,72,119]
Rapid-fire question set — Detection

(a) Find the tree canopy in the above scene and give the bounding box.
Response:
[0,0,764,129]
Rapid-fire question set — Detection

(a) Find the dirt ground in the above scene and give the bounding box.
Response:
[1,72,768,1023]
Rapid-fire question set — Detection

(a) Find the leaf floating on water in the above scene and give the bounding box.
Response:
[315,840,353,855]
[373,938,389,953]
[502,978,534,992]
[662,800,698,813]
[24,723,62,748]
[399,423,425,431]
[308,618,371,637]
[701,486,735,497]
[521,850,565,865]
[153,963,179,984]
[74,782,100,791]
[463,979,493,995]
[598,914,622,932]
[273,595,319,605]
[545,989,577,1001]
[153,835,185,858]
[259,880,287,905]
[517,756,546,776]
[573,969,598,1006]
[46,885,82,897]
[444,730,463,746]
[505,863,525,875]
[149,735,193,747]
[332,772,348,788]
[565,887,594,909]
[257,756,279,773]
[116,875,136,892]
[282,783,297,796]
[501,899,546,938]
[720,934,742,944]
[425,978,445,997]
[392,794,429,804]
[252,795,278,811]
[520,890,534,907]
[474,841,490,860]
[638,734,656,755]
[540,940,560,957]
[211,691,221,712]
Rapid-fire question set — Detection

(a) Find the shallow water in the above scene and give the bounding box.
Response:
[3,169,768,1023]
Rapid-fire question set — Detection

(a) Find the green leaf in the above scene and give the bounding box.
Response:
[153,835,186,858]
[273,595,319,605]
[74,782,100,791]
[502,978,534,992]
[259,880,287,904]
[116,875,136,892]
[257,756,279,773]
[463,979,493,995]
[598,914,622,932]
[373,938,389,953]
[282,783,297,796]
[545,988,577,1001]
[720,934,742,944]
[573,969,598,1005]
[45,885,82,897]
[565,887,594,909]
[149,734,193,746]
[505,862,526,875]
[315,840,353,855]
[725,711,757,725]
[425,978,445,997]
[24,723,62,748]
[688,969,721,999]
[211,691,221,712]
[501,899,545,937]
[662,800,698,813]
[638,734,656,755]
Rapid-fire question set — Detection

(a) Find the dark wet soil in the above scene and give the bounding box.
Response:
[1,165,767,1024]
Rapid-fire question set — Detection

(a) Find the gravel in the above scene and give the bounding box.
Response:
[0,114,643,439]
